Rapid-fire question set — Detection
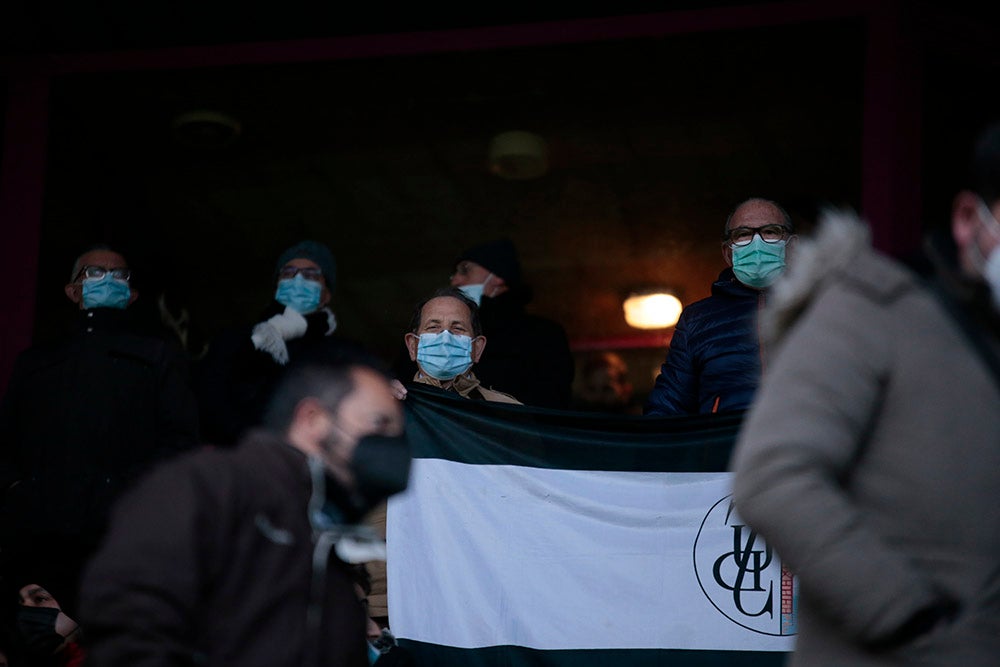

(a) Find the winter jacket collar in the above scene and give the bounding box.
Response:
[71,306,135,334]
[412,369,487,397]
[710,267,765,300]
[411,369,521,403]
[478,287,531,328]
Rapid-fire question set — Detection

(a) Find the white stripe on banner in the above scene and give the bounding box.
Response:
[387,459,796,653]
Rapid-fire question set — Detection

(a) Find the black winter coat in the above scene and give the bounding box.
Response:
[644,268,764,416]
[0,308,199,541]
[195,303,368,446]
[473,289,575,409]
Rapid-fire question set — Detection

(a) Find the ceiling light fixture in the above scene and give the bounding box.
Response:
[623,289,683,330]
[488,130,548,180]
[171,110,242,149]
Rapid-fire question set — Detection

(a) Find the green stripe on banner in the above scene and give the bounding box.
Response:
[402,383,745,472]
[397,639,788,666]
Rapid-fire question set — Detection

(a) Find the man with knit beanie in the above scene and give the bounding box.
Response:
[196,239,371,446]
[447,238,574,409]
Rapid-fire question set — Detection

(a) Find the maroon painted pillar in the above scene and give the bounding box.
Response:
[861,2,923,258]
[0,60,50,395]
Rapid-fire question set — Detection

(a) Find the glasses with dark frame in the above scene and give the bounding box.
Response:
[75,266,131,283]
[277,266,324,282]
[724,224,792,247]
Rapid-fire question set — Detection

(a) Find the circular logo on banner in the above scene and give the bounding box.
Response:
[693,494,797,636]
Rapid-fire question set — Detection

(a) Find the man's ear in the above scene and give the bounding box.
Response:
[64,283,82,306]
[471,335,487,363]
[721,244,734,267]
[286,396,332,458]
[784,234,798,262]
[487,275,508,298]
[952,190,981,250]
[128,288,139,306]
[404,333,420,361]
[292,396,324,427]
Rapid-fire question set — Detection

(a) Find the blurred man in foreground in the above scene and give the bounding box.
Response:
[80,358,410,667]
[730,122,1000,665]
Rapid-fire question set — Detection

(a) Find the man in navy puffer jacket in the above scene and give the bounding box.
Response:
[644,198,795,415]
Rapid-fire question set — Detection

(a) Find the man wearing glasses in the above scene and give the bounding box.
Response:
[0,243,199,619]
[644,197,796,416]
[197,240,379,447]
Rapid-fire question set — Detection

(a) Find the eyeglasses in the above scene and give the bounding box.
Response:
[277,266,323,282]
[451,261,474,278]
[75,265,131,282]
[725,224,792,247]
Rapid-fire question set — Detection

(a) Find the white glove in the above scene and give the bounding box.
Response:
[267,307,308,340]
[251,307,308,365]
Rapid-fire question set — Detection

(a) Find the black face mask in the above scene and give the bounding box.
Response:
[349,433,411,514]
[317,429,412,525]
[16,606,64,655]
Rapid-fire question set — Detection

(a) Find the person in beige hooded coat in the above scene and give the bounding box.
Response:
[730,121,1000,666]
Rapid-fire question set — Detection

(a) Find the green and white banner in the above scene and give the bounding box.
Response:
[387,385,794,666]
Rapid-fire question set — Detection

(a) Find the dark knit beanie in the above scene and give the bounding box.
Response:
[274,240,336,290]
[455,238,522,286]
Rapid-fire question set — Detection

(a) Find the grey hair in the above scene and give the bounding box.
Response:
[407,287,482,337]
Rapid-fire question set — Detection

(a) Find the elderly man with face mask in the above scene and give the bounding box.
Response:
[363,288,520,635]
[80,358,410,667]
[392,240,572,409]
[403,287,520,404]
[644,197,796,416]
[729,121,1000,666]
[0,243,199,620]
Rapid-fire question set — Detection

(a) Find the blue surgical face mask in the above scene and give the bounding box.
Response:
[82,275,131,310]
[456,273,493,306]
[416,330,473,380]
[457,283,485,306]
[731,237,787,289]
[275,274,323,314]
[367,641,381,665]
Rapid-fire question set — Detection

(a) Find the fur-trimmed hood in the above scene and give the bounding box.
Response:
[761,209,872,344]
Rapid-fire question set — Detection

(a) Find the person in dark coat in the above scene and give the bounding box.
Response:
[644,198,796,415]
[443,238,574,409]
[0,244,199,619]
[78,359,411,667]
[196,240,376,446]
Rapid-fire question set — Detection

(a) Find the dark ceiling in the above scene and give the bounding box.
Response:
[0,2,796,55]
[5,1,1000,397]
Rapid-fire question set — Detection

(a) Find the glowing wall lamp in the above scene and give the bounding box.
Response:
[623,290,683,329]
